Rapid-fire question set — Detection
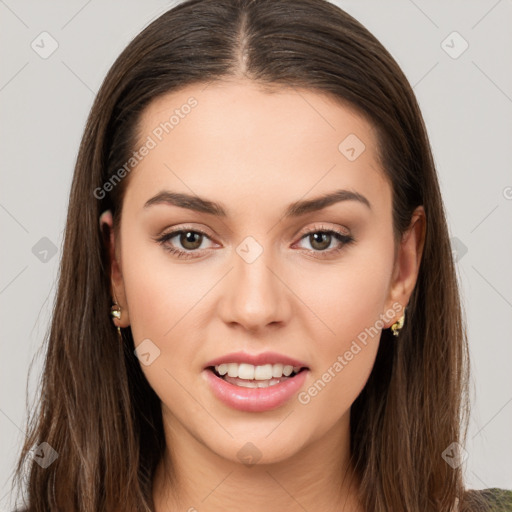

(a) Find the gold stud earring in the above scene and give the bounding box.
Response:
[111,302,121,320]
[391,312,405,337]
[110,299,122,341]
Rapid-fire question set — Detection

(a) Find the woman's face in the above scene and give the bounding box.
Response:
[103,78,423,466]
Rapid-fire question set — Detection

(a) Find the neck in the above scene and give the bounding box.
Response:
[152,407,364,512]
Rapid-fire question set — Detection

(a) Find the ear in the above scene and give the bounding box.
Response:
[383,205,426,327]
[99,210,130,328]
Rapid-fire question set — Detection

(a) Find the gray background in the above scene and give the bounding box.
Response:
[1,0,511,508]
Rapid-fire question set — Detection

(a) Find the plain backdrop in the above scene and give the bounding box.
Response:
[1,0,511,509]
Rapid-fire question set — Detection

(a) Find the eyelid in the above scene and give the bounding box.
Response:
[156,224,219,248]
[157,222,351,243]
[292,223,353,253]
[158,224,217,240]
[298,223,351,238]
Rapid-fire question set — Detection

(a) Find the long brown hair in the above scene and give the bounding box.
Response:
[11,0,490,510]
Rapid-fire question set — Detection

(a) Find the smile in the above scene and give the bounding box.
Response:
[203,365,309,412]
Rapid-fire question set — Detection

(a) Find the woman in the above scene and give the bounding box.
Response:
[11,0,512,510]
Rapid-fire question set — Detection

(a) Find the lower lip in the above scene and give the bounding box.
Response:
[202,368,309,412]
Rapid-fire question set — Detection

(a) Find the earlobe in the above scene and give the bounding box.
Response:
[99,209,131,328]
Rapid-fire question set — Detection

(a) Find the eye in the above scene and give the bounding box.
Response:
[294,226,354,257]
[155,224,355,260]
[155,227,216,260]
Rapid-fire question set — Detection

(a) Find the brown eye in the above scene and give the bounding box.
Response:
[179,231,203,250]
[295,227,355,258]
[308,232,332,251]
[156,228,215,259]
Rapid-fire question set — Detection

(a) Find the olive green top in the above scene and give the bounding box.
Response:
[475,488,512,510]
[12,488,512,511]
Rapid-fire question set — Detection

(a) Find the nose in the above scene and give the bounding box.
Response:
[218,247,291,332]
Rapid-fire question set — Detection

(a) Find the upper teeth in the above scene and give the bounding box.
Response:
[214,363,302,380]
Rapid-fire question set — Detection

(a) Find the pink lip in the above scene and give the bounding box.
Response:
[202,367,309,412]
[203,351,309,369]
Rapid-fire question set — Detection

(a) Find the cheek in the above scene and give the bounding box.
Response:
[292,235,394,412]
[293,237,394,347]
[119,241,204,405]
[119,233,218,395]
[120,229,210,341]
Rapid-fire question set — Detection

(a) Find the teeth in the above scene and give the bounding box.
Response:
[215,363,302,380]
[272,363,284,378]
[228,378,283,388]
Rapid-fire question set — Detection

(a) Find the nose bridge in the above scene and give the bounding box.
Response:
[221,235,288,329]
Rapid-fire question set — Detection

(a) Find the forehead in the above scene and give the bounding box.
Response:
[123,78,389,218]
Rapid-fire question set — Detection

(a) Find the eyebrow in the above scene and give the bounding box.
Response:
[143,188,371,217]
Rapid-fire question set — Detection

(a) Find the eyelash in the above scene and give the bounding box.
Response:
[155,224,355,260]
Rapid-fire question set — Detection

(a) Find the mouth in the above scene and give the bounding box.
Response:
[202,362,310,412]
[206,364,309,388]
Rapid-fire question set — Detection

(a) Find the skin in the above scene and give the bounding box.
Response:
[100,78,425,512]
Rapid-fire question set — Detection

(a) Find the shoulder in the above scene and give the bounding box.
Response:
[480,488,512,510]
[11,490,512,512]
[463,488,512,511]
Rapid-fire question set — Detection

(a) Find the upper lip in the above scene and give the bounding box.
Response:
[204,351,309,369]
